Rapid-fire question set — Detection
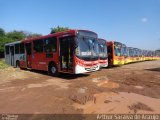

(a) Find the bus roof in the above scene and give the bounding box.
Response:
[98,38,107,41]
[21,29,97,43]
[5,41,21,46]
[128,47,134,49]
[77,29,97,35]
[107,41,123,45]
[98,38,107,44]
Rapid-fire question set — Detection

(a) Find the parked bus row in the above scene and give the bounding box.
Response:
[106,42,160,66]
[4,29,160,76]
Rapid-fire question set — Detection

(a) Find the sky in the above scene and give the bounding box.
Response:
[0,0,160,50]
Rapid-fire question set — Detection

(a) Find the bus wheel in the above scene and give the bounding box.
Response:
[48,63,59,76]
[16,61,20,68]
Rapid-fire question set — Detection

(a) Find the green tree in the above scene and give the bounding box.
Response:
[0,28,5,37]
[0,37,13,52]
[6,30,26,41]
[26,33,42,38]
[0,28,7,53]
[50,26,69,34]
[0,29,42,55]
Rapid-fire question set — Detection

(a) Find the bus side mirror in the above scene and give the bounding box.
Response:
[74,37,78,49]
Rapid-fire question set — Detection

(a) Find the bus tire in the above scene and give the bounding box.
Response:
[20,67,26,70]
[16,61,20,68]
[48,63,59,76]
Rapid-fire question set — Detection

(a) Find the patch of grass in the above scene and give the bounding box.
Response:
[0,59,9,69]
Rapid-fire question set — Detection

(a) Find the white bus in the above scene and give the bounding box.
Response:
[5,41,24,67]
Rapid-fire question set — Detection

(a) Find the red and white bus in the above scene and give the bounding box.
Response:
[97,38,108,68]
[19,30,100,76]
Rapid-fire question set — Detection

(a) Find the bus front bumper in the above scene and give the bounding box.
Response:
[75,64,100,74]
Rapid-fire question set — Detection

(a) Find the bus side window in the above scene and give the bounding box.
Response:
[15,44,20,54]
[20,43,25,54]
[5,46,9,55]
[44,37,57,52]
[33,39,43,53]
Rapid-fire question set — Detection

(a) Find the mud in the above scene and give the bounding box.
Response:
[0,60,160,114]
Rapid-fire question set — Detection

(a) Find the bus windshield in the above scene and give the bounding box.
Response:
[98,39,107,59]
[129,48,134,57]
[134,49,139,57]
[114,44,122,56]
[121,45,127,57]
[76,36,99,60]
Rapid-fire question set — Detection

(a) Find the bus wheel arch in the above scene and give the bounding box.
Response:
[48,61,59,76]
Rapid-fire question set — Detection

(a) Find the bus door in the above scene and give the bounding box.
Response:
[107,45,113,66]
[25,43,32,68]
[59,36,74,72]
[10,46,14,66]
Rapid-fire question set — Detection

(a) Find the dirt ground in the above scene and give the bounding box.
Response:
[0,60,160,114]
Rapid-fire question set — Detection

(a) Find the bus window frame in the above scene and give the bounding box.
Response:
[5,45,10,55]
[15,43,20,54]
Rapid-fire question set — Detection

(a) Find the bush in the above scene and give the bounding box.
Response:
[0,59,8,69]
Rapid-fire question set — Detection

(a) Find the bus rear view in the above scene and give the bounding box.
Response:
[5,41,22,67]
